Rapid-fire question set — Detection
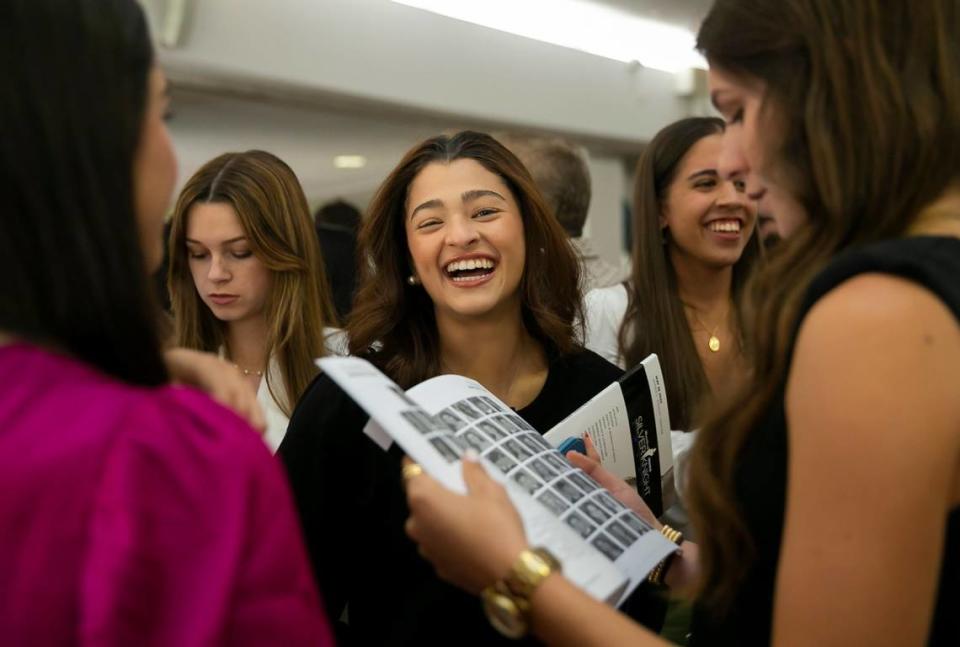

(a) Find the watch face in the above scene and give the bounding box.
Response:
[482,590,527,639]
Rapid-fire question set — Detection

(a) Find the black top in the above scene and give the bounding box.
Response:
[691,236,960,646]
[279,349,665,646]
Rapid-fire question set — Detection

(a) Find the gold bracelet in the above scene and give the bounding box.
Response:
[661,525,683,545]
[647,524,684,587]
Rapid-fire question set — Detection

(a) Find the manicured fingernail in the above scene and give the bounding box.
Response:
[463,448,479,462]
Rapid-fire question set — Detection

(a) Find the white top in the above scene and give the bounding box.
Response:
[571,237,629,293]
[583,283,629,368]
[258,354,291,453]
[222,327,349,453]
[583,283,696,504]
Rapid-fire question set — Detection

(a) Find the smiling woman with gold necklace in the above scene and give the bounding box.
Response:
[584,117,761,431]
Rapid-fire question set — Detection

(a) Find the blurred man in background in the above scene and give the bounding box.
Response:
[498,134,626,292]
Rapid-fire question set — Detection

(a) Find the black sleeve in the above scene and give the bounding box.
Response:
[277,373,375,631]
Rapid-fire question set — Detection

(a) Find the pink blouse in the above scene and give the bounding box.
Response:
[0,343,334,646]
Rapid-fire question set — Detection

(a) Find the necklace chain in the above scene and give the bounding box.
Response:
[500,345,525,407]
[233,363,264,378]
[685,301,730,353]
[441,337,527,406]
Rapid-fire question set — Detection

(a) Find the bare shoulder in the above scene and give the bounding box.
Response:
[775,271,960,647]
[787,271,960,486]
[793,271,959,371]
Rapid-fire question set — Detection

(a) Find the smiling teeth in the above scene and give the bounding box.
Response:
[709,220,741,233]
[445,258,495,273]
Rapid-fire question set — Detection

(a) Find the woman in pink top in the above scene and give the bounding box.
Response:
[0,0,333,644]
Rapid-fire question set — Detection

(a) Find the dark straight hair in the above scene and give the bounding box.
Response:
[0,0,167,386]
[620,117,760,430]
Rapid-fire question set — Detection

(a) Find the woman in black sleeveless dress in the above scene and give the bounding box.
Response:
[398,1,960,645]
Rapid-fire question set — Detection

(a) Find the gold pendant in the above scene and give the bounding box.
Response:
[708,336,720,352]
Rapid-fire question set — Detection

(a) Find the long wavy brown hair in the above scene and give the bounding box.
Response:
[688,0,960,610]
[620,117,761,431]
[168,150,338,415]
[347,131,583,387]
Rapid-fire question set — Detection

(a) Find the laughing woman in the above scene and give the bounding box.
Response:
[168,150,341,451]
[279,131,664,645]
[585,117,760,432]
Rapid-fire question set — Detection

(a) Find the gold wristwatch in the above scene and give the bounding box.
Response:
[481,547,561,639]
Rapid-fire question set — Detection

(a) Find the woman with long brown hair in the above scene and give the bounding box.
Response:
[168,150,341,451]
[585,116,760,431]
[399,1,960,645]
[279,131,666,644]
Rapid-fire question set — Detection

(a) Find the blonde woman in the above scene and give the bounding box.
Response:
[168,150,342,451]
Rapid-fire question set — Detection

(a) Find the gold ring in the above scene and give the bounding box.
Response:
[402,463,424,483]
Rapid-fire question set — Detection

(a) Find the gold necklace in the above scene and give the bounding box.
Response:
[442,337,527,406]
[233,363,264,377]
[500,342,527,407]
[685,302,730,353]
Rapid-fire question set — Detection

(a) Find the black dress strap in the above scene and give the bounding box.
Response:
[799,236,960,324]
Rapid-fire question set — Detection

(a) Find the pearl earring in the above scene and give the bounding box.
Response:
[407,275,419,286]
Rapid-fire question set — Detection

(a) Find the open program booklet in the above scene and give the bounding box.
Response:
[317,357,677,607]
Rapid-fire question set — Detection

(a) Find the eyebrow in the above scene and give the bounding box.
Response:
[462,189,506,204]
[185,236,247,245]
[409,189,507,219]
[688,169,719,181]
[410,199,443,219]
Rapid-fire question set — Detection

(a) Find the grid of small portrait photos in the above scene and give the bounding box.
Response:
[406,395,654,562]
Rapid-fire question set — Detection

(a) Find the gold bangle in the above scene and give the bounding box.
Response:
[647,558,668,586]
[661,524,683,546]
[647,525,684,586]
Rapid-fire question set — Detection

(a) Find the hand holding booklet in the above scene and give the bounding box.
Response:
[317,356,678,607]
[542,354,676,518]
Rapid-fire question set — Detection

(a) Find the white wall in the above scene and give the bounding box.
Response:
[147,0,713,267]
[584,157,630,267]
[146,0,689,145]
